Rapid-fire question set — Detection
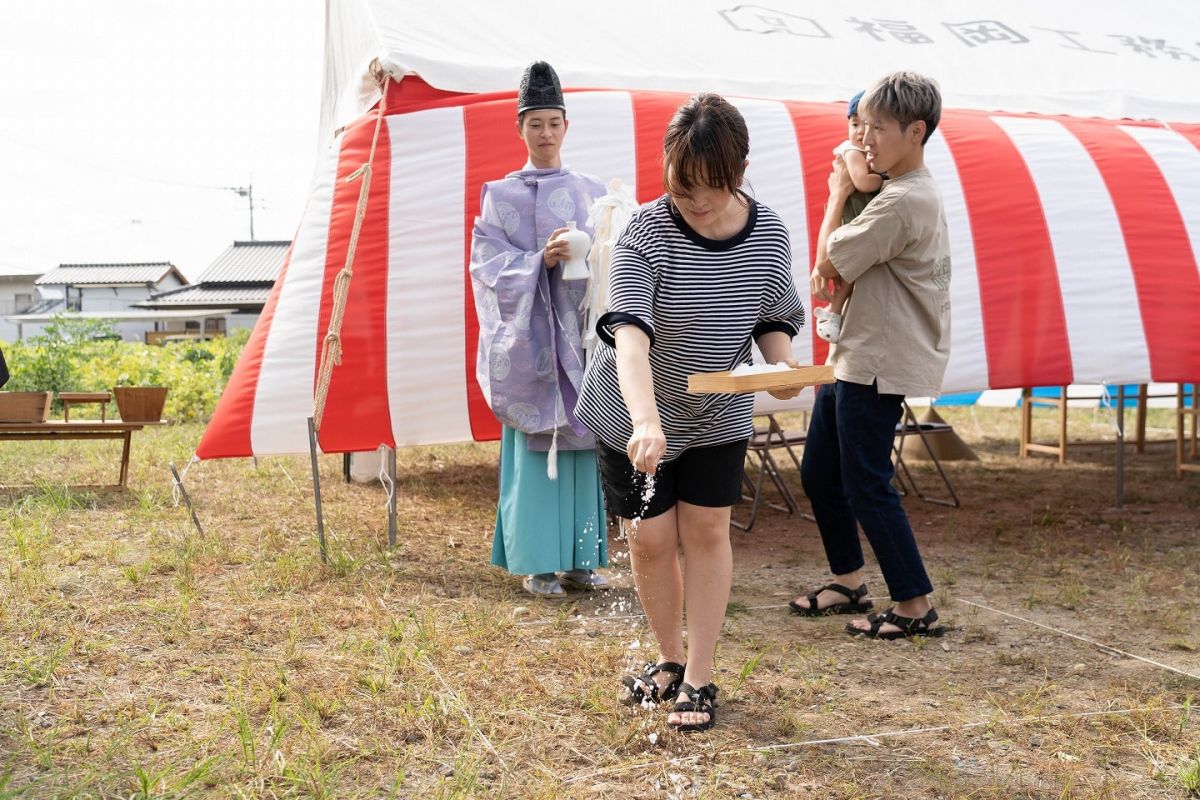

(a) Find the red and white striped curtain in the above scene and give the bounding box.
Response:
[196,79,1200,459]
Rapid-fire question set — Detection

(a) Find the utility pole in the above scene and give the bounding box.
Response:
[224,184,255,240]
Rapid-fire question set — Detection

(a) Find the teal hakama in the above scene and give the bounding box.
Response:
[490,426,608,575]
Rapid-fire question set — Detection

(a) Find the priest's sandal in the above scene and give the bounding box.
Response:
[668,683,718,733]
[522,574,566,598]
[789,582,873,616]
[621,661,685,705]
[845,607,945,640]
[558,569,610,591]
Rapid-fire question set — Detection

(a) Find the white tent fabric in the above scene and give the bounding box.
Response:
[917,383,1191,408]
[195,1,1200,459]
[322,0,1200,144]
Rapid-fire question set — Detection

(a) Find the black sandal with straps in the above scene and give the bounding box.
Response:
[668,682,719,733]
[789,582,874,617]
[845,607,946,640]
[621,661,685,705]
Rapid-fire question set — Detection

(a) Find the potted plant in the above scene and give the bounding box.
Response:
[112,375,168,423]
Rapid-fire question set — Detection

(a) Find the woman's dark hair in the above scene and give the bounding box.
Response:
[662,93,749,197]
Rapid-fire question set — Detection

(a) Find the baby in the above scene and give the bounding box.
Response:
[817,90,885,343]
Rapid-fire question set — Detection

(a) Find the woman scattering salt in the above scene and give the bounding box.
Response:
[575,93,807,732]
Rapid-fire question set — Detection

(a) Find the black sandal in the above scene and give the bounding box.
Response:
[668,682,718,733]
[621,661,685,705]
[789,582,873,617]
[845,607,945,640]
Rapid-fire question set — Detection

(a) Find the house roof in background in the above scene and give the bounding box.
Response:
[4,309,237,323]
[199,241,289,283]
[36,262,187,286]
[0,265,44,278]
[137,284,273,309]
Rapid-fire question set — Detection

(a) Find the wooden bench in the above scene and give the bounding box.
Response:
[1019,385,1176,463]
[0,420,157,488]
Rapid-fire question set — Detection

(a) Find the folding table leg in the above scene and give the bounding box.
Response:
[732,453,767,532]
[761,450,798,514]
[119,432,132,487]
[893,403,960,508]
[908,422,961,508]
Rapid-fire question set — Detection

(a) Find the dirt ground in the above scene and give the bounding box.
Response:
[1,407,1198,798]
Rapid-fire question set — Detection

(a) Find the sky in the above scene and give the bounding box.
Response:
[0,1,325,281]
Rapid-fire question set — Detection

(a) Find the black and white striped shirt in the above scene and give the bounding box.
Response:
[575,194,806,462]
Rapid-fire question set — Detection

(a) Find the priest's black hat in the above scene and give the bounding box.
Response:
[517,61,565,114]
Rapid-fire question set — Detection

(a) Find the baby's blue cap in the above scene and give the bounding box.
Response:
[847,90,865,118]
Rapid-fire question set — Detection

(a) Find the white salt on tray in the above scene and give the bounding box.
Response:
[729,362,792,376]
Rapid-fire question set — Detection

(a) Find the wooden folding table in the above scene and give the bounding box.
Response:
[0,420,156,488]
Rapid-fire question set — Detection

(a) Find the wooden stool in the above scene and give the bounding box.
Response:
[58,391,112,422]
[1178,384,1199,477]
[1020,385,1163,463]
[1019,387,1070,463]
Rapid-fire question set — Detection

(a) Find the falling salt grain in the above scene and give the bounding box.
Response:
[730,362,790,376]
[626,468,658,537]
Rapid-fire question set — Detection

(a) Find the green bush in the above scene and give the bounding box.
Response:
[2,317,250,422]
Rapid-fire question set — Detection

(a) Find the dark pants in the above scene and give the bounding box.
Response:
[800,380,933,602]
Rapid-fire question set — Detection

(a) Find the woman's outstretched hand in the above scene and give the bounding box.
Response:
[626,420,667,475]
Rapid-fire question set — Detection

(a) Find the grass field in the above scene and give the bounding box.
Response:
[2,407,1199,798]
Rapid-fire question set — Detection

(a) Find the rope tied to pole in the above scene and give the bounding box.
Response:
[312,74,391,430]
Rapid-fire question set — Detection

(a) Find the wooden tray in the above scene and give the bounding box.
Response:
[0,391,52,423]
[687,365,834,394]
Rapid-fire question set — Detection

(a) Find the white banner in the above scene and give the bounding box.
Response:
[324,0,1200,141]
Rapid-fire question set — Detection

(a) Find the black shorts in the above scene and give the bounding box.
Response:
[595,438,749,520]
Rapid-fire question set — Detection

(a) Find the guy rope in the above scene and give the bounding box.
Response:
[312,72,391,430]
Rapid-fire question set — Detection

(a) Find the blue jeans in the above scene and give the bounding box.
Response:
[800,380,933,602]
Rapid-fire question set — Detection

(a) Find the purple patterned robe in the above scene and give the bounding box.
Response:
[470,167,605,451]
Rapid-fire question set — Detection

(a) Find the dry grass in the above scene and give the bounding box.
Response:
[1,407,1198,798]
